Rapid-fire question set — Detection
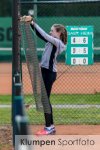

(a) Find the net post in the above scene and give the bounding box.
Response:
[12,0,29,147]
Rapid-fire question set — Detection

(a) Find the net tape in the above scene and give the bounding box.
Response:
[20,0,100,4]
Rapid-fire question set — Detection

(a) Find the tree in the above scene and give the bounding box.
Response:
[0,0,12,17]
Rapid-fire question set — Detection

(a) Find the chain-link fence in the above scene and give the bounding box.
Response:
[21,0,100,125]
[1,1,100,149]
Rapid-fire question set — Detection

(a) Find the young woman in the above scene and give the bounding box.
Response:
[21,16,67,135]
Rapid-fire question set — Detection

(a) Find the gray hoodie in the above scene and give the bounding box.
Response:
[31,22,66,72]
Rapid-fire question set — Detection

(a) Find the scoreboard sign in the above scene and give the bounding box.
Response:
[66,26,94,65]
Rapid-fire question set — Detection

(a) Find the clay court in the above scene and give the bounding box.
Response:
[1,62,100,94]
[1,62,100,149]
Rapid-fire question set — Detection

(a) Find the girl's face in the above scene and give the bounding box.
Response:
[50,26,61,38]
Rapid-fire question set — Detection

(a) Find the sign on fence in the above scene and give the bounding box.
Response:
[66,26,94,65]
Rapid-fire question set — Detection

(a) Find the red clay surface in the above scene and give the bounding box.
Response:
[0,63,100,94]
[1,125,100,150]
[31,125,100,135]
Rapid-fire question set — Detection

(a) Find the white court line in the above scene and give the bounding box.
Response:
[0,47,100,51]
[0,48,44,51]
[1,104,100,108]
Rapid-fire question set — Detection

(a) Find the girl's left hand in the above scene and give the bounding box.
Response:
[20,15,33,22]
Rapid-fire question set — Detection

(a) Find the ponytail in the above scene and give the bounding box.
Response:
[53,24,67,44]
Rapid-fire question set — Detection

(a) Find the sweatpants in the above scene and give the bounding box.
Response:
[41,67,57,127]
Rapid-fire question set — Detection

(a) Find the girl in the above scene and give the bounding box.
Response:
[21,16,67,135]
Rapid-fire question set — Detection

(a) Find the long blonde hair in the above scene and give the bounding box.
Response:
[53,24,67,44]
